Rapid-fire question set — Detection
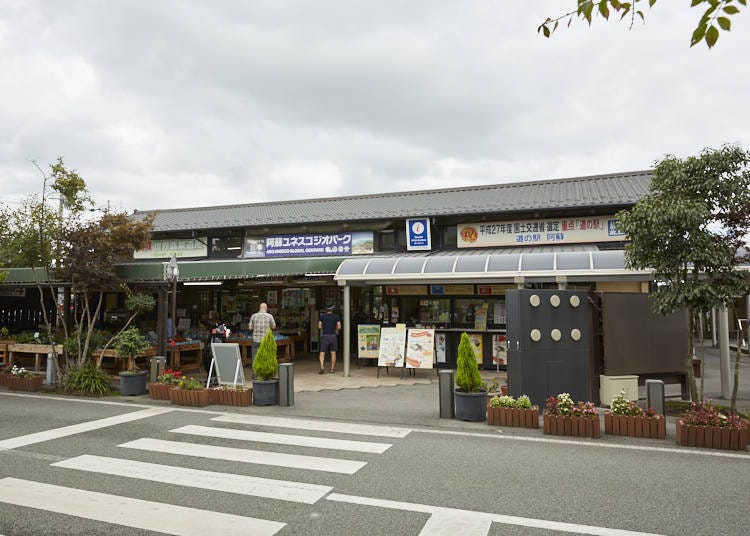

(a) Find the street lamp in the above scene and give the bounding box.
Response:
[164,255,179,364]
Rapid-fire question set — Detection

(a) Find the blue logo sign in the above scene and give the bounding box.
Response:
[406,218,431,251]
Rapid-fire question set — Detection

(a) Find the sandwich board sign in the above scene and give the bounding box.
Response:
[207,343,245,387]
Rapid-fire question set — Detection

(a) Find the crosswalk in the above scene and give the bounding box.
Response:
[0,412,408,536]
[0,410,667,536]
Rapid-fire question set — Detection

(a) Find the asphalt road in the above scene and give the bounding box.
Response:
[0,392,748,536]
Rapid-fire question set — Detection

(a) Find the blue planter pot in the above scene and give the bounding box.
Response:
[454,389,487,422]
[252,379,279,406]
[119,370,148,396]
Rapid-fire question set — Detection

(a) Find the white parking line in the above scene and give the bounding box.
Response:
[327,493,666,536]
[0,408,172,450]
[53,455,332,504]
[212,414,411,438]
[120,437,367,474]
[0,477,285,536]
[172,425,393,453]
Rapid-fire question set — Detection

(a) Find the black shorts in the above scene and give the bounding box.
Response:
[320,333,338,353]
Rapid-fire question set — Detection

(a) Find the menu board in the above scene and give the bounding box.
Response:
[492,334,508,366]
[357,325,381,358]
[405,329,435,369]
[378,327,407,367]
[467,333,483,364]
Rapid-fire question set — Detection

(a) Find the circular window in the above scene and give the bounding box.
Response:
[529,294,541,307]
[550,328,562,341]
[530,329,542,342]
[570,328,582,341]
[550,295,561,307]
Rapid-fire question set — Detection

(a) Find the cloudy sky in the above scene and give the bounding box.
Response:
[1,1,748,213]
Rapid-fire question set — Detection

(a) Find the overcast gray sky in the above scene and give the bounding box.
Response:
[1,1,748,213]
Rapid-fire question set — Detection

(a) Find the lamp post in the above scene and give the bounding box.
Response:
[164,255,179,366]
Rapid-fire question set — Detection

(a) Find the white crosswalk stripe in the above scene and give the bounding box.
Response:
[171,424,393,453]
[119,437,368,474]
[52,454,333,504]
[0,477,285,536]
[212,413,411,438]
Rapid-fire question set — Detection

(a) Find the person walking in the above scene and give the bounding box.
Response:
[248,303,276,362]
[318,304,341,374]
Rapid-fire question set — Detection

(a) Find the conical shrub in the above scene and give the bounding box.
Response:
[455,332,482,392]
[252,330,278,381]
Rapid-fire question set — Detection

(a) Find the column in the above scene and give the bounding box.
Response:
[718,306,731,399]
[342,282,351,378]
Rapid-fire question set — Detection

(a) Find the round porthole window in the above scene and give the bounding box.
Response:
[570,328,582,341]
[550,295,561,307]
[529,294,541,307]
[530,329,541,342]
[550,328,561,341]
[569,295,581,308]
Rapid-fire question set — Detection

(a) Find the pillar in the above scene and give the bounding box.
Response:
[711,307,718,348]
[342,282,351,378]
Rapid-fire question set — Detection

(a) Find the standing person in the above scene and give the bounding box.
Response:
[318,304,341,374]
[248,303,276,362]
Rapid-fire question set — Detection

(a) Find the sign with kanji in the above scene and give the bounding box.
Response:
[263,232,373,257]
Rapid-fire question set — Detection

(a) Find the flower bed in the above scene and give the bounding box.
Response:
[211,386,252,406]
[168,375,210,407]
[675,401,748,451]
[149,368,182,400]
[604,390,666,439]
[7,374,44,392]
[487,394,539,428]
[543,393,600,438]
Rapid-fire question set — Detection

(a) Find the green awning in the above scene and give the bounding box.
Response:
[0,267,53,285]
[116,256,347,283]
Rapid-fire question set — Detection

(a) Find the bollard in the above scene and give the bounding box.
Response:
[45,353,58,386]
[279,362,294,407]
[438,369,455,419]
[150,356,167,383]
[646,379,665,416]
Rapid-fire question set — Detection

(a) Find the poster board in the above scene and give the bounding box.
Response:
[405,329,435,369]
[474,303,488,331]
[209,343,245,386]
[435,332,447,364]
[357,324,381,358]
[378,327,406,367]
[492,334,507,366]
[467,333,483,364]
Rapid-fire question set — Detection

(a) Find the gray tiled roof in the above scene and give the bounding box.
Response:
[135,170,652,233]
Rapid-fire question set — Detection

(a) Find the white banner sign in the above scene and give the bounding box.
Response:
[458,216,624,248]
[134,238,208,259]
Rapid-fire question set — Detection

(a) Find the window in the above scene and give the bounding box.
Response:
[209,236,243,258]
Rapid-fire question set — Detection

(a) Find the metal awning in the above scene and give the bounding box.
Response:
[335,250,654,284]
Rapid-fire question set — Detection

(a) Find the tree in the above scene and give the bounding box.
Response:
[0,159,154,379]
[539,0,746,49]
[455,332,483,392]
[616,145,750,405]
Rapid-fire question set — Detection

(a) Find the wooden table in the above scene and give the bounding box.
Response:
[167,342,203,371]
[226,337,294,365]
[8,343,64,372]
[95,346,157,375]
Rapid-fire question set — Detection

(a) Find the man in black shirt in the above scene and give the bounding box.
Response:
[318,305,341,374]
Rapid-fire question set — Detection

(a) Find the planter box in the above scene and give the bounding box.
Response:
[148,382,174,400]
[211,388,252,406]
[0,373,9,387]
[7,375,44,392]
[487,406,539,428]
[604,412,666,439]
[169,387,211,407]
[543,413,601,438]
[454,389,487,422]
[675,419,748,451]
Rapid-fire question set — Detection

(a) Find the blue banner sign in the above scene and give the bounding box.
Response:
[263,232,373,257]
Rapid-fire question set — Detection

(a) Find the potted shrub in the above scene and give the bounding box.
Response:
[488,394,539,428]
[113,327,150,396]
[676,400,748,451]
[604,389,666,439]
[543,393,600,438]
[252,330,279,406]
[169,375,210,407]
[454,332,487,421]
[6,365,44,392]
[148,368,182,400]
